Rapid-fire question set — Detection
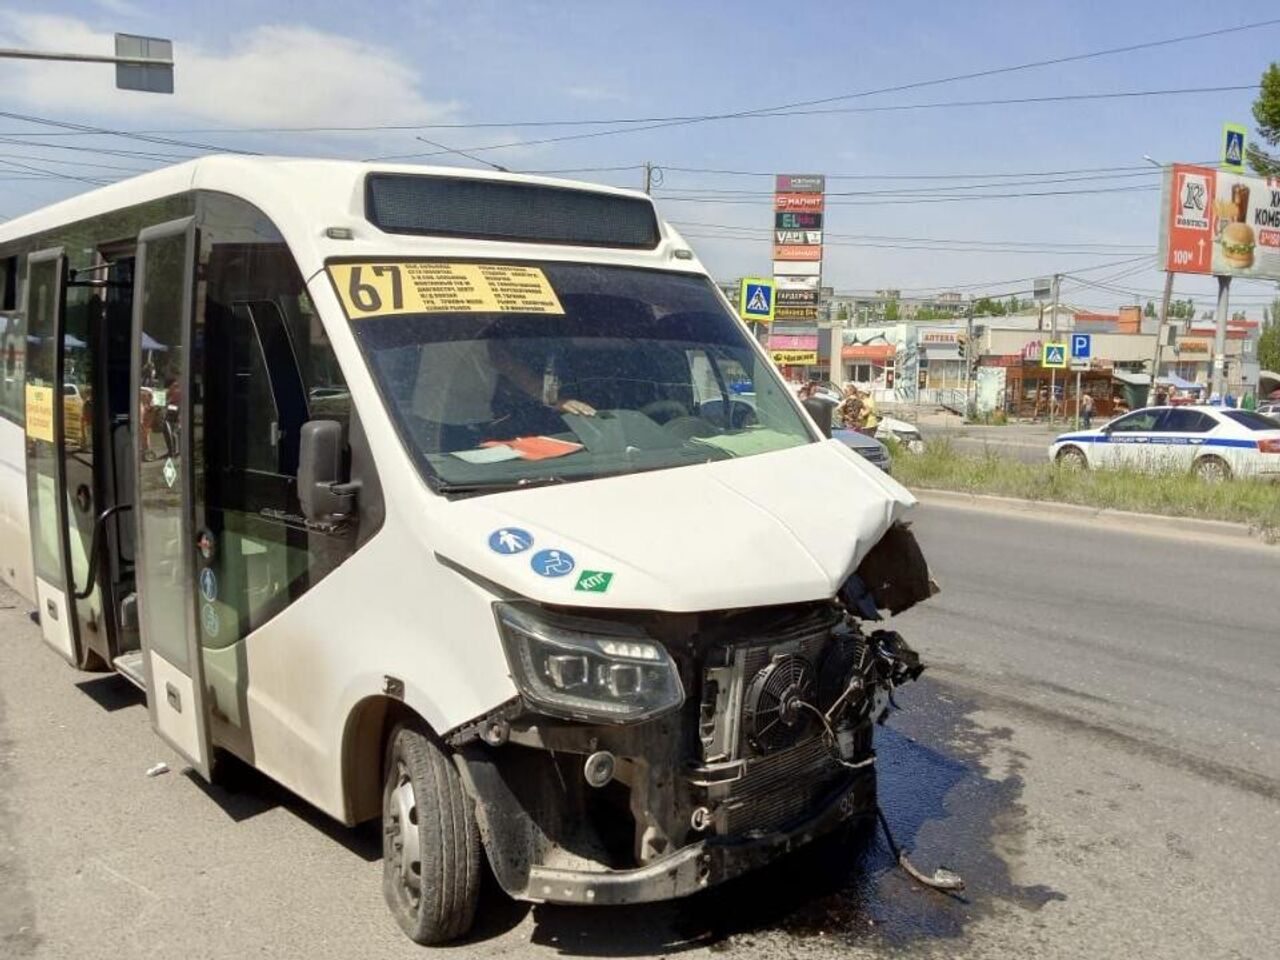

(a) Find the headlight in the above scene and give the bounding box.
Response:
[495,602,684,723]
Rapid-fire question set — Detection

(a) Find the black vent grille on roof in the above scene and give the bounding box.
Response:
[365,174,661,249]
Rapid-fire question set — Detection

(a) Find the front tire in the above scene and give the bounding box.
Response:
[382,723,481,945]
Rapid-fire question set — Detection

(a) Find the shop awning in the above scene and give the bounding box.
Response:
[920,344,961,360]
[842,344,895,361]
[1157,374,1200,390]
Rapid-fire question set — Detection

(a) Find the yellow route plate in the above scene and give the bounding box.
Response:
[327,262,564,318]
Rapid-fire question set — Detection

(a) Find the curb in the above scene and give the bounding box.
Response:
[911,487,1271,545]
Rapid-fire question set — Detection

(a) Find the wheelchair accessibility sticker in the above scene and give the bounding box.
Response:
[531,549,575,578]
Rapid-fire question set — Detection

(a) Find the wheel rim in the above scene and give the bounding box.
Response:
[1197,459,1227,481]
[1060,448,1085,468]
[386,761,422,905]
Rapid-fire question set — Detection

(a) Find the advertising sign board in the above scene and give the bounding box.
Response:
[776,211,823,230]
[1159,164,1280,281]
[773,260,821,276]
[773,244,823,261]
[774,193,825,212]
[776,288,819,305]
[775,174,825,193]
[775,305,818,321]
[771,349,818,365]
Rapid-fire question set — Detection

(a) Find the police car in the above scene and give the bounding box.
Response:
[1050,406,1280,481]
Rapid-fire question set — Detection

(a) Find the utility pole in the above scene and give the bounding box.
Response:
[1048,273,1061,425]
[0,34,175,93]
[965,304,975,419]
[1210,276,1231,399]
[1148,271,1174,405]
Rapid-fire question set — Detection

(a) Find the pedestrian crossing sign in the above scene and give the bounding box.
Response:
[739,277,775,324]
[1222,122,1247,174]
[1041,342,1067,368]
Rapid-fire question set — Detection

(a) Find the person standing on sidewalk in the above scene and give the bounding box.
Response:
[1080,391,1095,429]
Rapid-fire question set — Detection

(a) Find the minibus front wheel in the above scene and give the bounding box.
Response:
[381,723,481,944]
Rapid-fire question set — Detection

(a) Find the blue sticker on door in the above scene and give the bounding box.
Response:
[531,549,575,578]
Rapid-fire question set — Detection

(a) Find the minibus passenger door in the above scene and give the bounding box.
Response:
[22,248,85,666]
[130,217,213,779]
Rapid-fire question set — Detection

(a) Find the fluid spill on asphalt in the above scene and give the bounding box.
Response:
[527,676,1064,956]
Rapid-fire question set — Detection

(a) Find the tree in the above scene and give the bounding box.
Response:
[1260,309,1280,373]
[971,297,1006,317]
[1248,62,1280,177]
[1144,300,1156,318]
[883,299,900,322]
[837,303,850,321]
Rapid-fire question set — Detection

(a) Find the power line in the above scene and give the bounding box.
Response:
[681,233,1153,256]
[366,18,1280,160]
[0,110,258,156]
[654,184,1162,205]
[670,220,1150,250]
[656,169,1162,198]
[0,84,1255,139]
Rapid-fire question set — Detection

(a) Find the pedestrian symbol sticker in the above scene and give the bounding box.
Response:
[1041,342,1067,369]
[738,276,775,324]
[199,567,217,603]
[163,456,177,488]
[489,528,532,555]
[531,549,575,578]
[575,570,613,593]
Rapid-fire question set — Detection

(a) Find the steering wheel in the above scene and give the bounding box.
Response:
[730,402,758,429]
[639,399,690,423]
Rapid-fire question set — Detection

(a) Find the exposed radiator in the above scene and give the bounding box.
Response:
[721,737,842,835]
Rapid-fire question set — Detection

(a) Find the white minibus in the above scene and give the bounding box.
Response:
[0,157,933,943]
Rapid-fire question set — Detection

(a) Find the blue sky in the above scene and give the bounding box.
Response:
[2,0,1279,315]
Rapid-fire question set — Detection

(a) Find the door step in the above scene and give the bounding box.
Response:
[112,651,147,691]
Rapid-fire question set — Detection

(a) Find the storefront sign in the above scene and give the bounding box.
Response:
[775,174,825,194]
[1178,339,1209,355]
[772,244,823,261]
[768,334,818,349]
[920,331,959,345]
[775,211,823,230]
[774,192,825,212]
[1160,163,1280,280]
[775,305,818,320]
[776,288,819,305]
[773,260,821,276]
[771,349,818,365]
[774,230,823,245]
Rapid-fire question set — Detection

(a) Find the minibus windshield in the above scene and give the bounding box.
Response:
[341,261,814,492]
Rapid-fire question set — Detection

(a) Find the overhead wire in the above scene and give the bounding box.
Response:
[365,18,1280,160]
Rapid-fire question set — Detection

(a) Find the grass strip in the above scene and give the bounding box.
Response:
[890,438,1280,542]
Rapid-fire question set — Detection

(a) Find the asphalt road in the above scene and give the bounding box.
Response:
[1,504,1278,959]
[916,420,1057,464]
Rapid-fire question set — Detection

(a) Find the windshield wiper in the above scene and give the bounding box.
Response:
[434,475,572,495]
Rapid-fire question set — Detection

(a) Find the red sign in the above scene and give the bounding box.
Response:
[1163,165,1215,274]
[773,244,823,261]
[774,192,825,212]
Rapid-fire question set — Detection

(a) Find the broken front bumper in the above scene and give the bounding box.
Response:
[464,749,875,907]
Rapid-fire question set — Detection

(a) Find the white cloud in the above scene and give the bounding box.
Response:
[563,85,626,104]
[0,13,456,131]
[91,0,144,17]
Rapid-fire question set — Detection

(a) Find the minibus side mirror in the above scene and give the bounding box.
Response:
[803,397,833,438]
[298,420,359,522]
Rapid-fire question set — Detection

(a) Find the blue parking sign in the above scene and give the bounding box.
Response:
[1071,333,1091,359]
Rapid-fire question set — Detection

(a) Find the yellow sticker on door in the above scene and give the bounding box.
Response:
[326,262,564,318]
[24,385,54,442]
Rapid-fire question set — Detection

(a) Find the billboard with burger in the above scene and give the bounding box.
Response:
[1159,164,1280,281]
